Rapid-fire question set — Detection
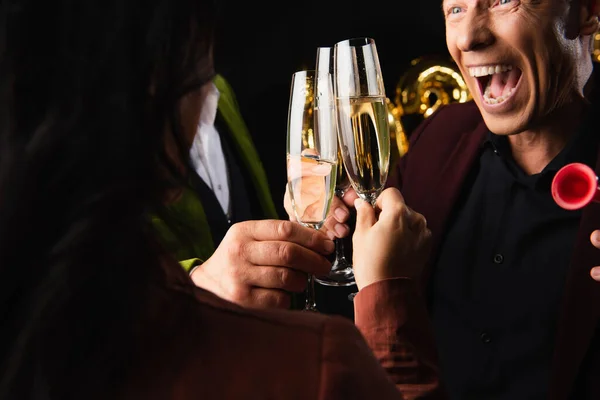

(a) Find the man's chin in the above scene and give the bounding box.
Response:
[481,113,528,136]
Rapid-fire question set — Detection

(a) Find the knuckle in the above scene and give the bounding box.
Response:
[228,260,245,282]
[277,243,294,265]
[276,220,294,239]
[323,215,336,229]
[389,201,405,218]
[386,186,400,197]
[227,238,246,261]
[227,222,244,239]
[307,229,321,248]
[420,229,433,249]
[384,187,403,201]
[414,213,427,228]
[422,229,433,244]
[229,285,250,304]
[321,221,337,239]
[278,268,290,287]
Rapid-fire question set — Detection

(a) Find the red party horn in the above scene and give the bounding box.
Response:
[551,163,600,210]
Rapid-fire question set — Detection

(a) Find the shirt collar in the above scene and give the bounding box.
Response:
[198,81,220,128]
[483,102,598,176]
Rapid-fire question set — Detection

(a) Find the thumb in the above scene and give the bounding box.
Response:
[354,198,377,234]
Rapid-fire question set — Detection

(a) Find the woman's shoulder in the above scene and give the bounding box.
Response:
[130,284,367,399]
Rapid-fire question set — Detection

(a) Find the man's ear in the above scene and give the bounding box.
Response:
[566,0,599,39]
[580,0,600,36]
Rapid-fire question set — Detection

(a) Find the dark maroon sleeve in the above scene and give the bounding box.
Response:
[353,278,445,399]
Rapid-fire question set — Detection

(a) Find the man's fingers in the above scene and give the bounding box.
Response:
[322,195,352,239]
[241,265,308,293]
[591,228,600,281]
[330,195,351,223]
[590,230,600,248]
[321,214,350,240]
[591,266,600,281]
[243,240,333,276]
[303,196,350,240]
[232,220,334,255]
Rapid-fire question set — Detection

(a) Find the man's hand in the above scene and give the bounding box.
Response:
[283,184,358,240]
[191,220,335,309]
[589,230,600,281]
[352,187,432,291]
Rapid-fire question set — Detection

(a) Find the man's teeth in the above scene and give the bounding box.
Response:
[483,84,515,105]
[468,64,513,77]
[467,64,515,105]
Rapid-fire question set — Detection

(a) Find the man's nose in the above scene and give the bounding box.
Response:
[456,12,494,52]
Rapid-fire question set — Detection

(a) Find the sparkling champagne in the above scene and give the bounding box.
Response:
[287,154,337,229]
[337,96,390,204]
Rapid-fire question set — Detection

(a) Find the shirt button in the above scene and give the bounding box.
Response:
[493,254,504,264]
[480,332,492,344]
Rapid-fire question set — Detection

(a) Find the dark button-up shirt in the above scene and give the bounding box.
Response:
[430,105,598,400]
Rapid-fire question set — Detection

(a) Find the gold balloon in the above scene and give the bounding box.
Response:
[395,56,471,118]
[386,98,408,158]
[388,56,471,159]
[594,32,600,63]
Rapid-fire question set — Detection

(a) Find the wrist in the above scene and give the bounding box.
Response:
[179,258,204,284]
[189,263,202,278]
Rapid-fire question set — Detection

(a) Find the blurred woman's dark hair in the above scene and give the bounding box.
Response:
[0,0,217,397]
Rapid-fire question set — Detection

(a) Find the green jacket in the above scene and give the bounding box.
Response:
[153,74,278,270]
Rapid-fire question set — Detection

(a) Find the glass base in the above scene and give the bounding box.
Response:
[315,259,355,287]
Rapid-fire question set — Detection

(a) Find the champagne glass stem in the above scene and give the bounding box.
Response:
[305,274,318,312]
[363,192,380,207]
[333,237,347,263]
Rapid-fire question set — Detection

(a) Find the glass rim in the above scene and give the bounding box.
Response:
[290,69,333,79]
[334,37,375,47]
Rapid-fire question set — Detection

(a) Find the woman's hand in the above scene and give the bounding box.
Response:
[352,187,432,291]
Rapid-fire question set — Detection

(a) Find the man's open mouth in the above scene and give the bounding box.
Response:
[469,64,523,105]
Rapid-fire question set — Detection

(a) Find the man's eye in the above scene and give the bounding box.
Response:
[499,0,511,4]
[450,6,462,14]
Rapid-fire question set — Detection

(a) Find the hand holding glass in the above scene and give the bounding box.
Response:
[286,69,338,311]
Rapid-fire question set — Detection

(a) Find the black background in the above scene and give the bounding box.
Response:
[214,0,450,218]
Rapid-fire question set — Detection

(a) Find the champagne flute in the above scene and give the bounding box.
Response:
[314,46,355,287]
[286,69,338,312]
[333,37,390,206]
